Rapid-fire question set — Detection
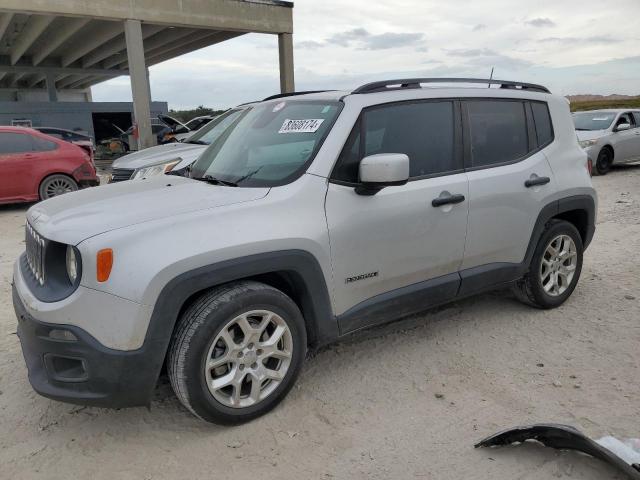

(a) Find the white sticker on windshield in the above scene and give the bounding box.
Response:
[592,117,610,121]
[279,118,324,134]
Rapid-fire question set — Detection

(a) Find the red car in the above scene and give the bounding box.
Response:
[0,126,99,205]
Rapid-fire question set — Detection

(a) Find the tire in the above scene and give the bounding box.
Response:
[38,174,78,200]
[592,147,613,176]
[168,281,307,424]
[513,220,583,309]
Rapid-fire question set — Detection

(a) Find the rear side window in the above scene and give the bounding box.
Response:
[32,137,57,152]
[0,132,34,155]
[467,100,528,167]
[531,102,554,147]
[633,113,640,126]
[332,101,459,182]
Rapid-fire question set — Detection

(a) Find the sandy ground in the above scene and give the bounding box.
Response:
[1,166,639,480]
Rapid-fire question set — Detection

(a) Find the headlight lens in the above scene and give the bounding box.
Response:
[66,245,78,284]
[578,139,598,149]
[131,159,181,180]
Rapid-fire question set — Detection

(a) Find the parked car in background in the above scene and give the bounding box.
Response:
[176,115,215,141]
[109,105,250,182]
[0,126,99,204]
[34,127,95,158]
[573,109,640,175]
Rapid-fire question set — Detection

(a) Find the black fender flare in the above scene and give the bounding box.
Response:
[523,194,596,269]
[140,250,337,396]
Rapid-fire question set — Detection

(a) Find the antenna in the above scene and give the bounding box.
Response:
[488,67,494,88]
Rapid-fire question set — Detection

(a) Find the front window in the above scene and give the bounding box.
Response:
[190,100,342,187]
[573,112,616,131]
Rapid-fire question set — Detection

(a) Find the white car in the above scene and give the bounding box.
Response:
[574,109,640,175]
[109,106,250,182]
[13,78,596,424]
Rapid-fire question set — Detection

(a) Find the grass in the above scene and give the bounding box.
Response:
[570,98,640,112]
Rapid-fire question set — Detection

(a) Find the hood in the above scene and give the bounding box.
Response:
[576,130,608,142]
[112,142,206,170]
[27,176,269,245]
[158,114,187,130]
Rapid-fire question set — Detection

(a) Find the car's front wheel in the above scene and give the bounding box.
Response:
[168,281,306,424]
[513,220,584,309]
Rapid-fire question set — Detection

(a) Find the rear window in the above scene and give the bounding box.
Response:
[466,100,529,168]
[531,102,554,147]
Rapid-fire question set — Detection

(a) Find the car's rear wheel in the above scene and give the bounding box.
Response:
[168,281,306,424]
[39,174,78,200]
[513,220,583,309]
[593,147,613,176]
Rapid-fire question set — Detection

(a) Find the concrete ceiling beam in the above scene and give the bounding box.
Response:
[10,14,55,65]
[61,21,124,67]
[32,17,91,66]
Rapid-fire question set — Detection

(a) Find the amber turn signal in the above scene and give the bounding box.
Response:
[96,249,113,282]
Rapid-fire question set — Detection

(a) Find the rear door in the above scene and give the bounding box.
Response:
[627,112,640,161]
[460,98,556,294]
[325,100,469,333]
[0,131,38,200]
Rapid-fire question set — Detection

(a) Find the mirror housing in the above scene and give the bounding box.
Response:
[356,153,410,195]
[615,123,631,132]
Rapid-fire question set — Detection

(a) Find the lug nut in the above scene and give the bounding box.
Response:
[248,343,254,349]
[237,352,244,358]
[239,364,245,370]
[256,349,263,355]
[251,362,258,369]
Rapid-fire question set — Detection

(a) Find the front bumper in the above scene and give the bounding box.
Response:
[13,283,161,408]
[79,178,100,188]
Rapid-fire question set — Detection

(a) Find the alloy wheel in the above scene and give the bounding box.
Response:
[204,310,293,408]
[539,234,578,296]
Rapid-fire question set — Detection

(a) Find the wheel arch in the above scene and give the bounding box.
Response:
[140,250,337,393]
[524,195,596,268]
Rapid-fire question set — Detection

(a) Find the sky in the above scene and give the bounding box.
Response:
[92,0,640,110]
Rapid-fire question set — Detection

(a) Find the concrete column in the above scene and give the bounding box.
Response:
[45,73,58,102]
[278,33,295,93]
[124,19,154,149]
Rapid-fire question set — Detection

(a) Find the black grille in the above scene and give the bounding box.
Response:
[110,168,134,183]
[25,223,46,286]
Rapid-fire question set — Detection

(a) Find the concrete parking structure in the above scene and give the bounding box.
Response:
[0,0,295,149]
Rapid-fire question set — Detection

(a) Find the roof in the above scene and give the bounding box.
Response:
[573,109,640,114]
[0,0,293,91]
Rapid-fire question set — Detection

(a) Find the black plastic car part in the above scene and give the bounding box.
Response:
[475,423,640,479]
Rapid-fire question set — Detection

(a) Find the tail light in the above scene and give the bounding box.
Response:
[73,162,95,178]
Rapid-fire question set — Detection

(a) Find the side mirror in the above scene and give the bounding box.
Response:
[356,153,409,195]
[615,123,631,132]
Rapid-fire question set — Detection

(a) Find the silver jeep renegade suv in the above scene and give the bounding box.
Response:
[13,78,596,424]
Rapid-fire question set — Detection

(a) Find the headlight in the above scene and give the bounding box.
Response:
[131,159,181,180]
[66,245,79,284]
[578,139,598,149]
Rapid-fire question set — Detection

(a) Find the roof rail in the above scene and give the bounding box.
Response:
[262,90,335,101]
[352,78,550,94]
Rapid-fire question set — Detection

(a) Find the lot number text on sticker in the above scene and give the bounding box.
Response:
[279,118,324,134]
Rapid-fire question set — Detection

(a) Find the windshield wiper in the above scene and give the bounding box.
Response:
[186,140,208,145]
[194,175,238,187]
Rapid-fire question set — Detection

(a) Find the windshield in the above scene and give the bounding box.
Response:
[190,100,342,187]
[186,109,246,145]
[573,112,616,131]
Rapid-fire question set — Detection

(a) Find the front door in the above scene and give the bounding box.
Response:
[325,100,469,333]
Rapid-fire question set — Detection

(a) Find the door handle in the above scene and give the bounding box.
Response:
[524,176,550,188]
[432,192,465,207]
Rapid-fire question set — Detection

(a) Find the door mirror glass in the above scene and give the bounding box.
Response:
[615,123,631,132]
[356,153,409,195]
